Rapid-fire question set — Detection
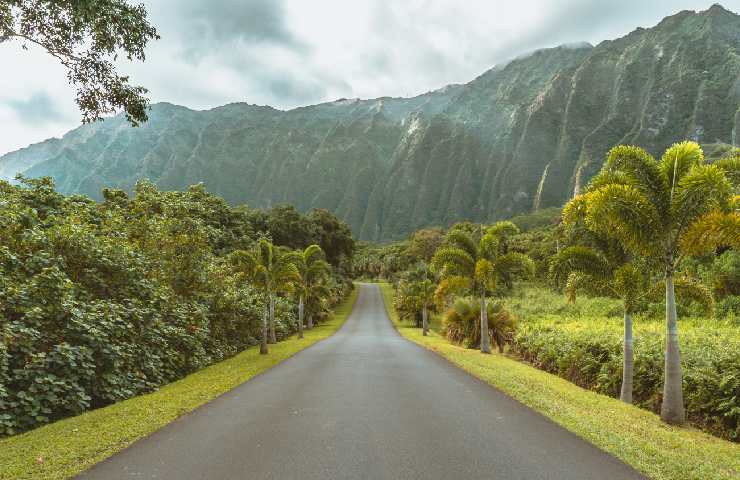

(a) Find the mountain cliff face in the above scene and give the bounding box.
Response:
[2,5,739,241]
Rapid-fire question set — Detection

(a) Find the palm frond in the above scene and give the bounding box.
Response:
[549,246,609,284]
[679,210,740,256]
[478,232,500,261]
[494,252,535,280]
[660,141,705,191]
[486,221,520,239]
[605,145,669,216]
[431,246,475,278]
[585,184,661,256]
[672,164,732,232]
[712,154,740,193]
[444,230,478,260]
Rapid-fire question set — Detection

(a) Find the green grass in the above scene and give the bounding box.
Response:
[378,283,739,480]
[0,287,358,480]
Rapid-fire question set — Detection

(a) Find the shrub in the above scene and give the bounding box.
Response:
[508,287,740,441]
[443,297,516,353]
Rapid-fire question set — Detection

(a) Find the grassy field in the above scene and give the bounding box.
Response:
[379,283,739,480]
[0,287,358,480]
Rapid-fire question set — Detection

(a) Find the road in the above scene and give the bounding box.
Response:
[79,284,643,479]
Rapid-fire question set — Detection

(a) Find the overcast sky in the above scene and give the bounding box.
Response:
[0,0,734,156]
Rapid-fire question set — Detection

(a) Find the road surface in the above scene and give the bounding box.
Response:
[79,283,643,479]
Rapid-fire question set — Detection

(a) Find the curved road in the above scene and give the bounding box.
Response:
[80,284,643,479]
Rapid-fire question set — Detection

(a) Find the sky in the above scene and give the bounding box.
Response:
[0,0,735,156]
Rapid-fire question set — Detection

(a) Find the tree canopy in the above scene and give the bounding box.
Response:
[0,0,159,125]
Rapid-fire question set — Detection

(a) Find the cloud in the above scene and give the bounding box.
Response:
[0,0,730,156]
[6,92,66,125]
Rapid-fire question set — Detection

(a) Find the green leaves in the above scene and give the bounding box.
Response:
[0,179,349,437]
[2,0,159,125]
[571,141,735,268]
[549,246,609,285]
[432,223,535,295]
[584,184,661,257]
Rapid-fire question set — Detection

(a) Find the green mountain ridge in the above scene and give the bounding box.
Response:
[1,4,738,241]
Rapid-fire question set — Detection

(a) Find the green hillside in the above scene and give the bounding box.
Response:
[1,4,738,241]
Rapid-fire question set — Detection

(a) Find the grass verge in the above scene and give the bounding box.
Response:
[378,283,738,480]
[0,287,358,480]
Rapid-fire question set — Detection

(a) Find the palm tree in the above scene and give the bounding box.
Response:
[290,245,331,339]
[432,223,534,353]
[550,246,645,403]
[443,297,516,352]
[566,141,734,423]
[230,239,299,353]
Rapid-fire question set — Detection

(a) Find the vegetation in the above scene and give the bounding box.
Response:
[431,222,534,353]
[380,283,740,480]
[507,286,738,441]
[368,140,739,441]
[0,288,358,480]
[565,141,735,423]
[0,0,159,125]
[0,177,354,437]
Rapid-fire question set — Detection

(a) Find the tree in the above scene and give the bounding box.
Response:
[395,274,436,335]
[1,0,159,125]
[443,297,516,353]
[230,239,299,353]
[431,223,534,353]
[551,247,646,403]
[290,244,331,339]
[306,209,355,267]
[406,227,444,262]
[565,141,735,423]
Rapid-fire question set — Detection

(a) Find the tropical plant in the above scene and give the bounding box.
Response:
[395,276,436,335]
[431,222,534,353]
[230,240,299,353]
[443,297,516,352]
[564,141,736,423]
[289,245,331,339]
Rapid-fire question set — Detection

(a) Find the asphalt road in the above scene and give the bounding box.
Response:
[79,284,644,480]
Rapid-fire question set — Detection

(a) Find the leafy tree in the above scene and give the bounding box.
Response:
[306,208,355,267]
[405,227,444,262]
[432,223,534,353]
[289,245,331,339]
[0,0,159,125]
[565,141,735,423]
[230,239,299,353]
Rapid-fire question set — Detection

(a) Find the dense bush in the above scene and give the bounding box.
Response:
[507,287,740,441]
[0,178,351,436]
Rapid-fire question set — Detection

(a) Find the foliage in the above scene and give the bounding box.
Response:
[0,289,358,480]
[0,0,159,125]
[0,178,351,436]
[443,297,516,352]
[506,286,740,441]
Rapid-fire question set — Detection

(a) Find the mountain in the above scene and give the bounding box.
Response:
[2,4,739,241]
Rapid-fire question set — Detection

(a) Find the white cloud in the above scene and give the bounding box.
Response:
[0,0,731,155]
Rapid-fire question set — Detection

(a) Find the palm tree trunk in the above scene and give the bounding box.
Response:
[661,273,685,424]
[422,303,429,336]
[620,309,633,403]
[480,294,491,354]
[260,304,269,354]
[307,314,313,329]
[269,294,277,344]
[298,295,304,339]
